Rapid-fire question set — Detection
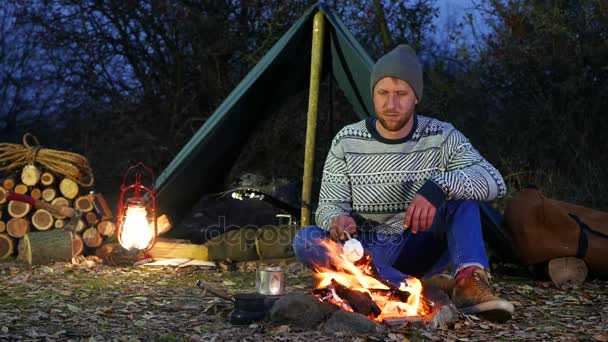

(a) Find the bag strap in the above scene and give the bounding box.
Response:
[568,213,608,258]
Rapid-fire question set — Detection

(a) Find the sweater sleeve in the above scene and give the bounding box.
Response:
[314,137,353,230]
[418,125,507,207]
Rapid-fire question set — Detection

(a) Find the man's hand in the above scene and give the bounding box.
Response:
[404,194,436,234]
[329,214,357,241]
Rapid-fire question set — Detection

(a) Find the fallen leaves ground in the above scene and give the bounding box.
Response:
[0,258,606,341]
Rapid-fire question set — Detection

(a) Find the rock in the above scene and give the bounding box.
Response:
[322,311,386,337]
[269,292,338,329]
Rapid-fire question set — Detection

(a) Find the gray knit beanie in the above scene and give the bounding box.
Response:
[370,44,423,101]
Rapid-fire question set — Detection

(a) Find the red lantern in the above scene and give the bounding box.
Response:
[116,162,157,251]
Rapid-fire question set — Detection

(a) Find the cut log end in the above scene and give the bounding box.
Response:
[548,257,588,287]
[50,197,70,219]
[71,232,84,256]
[21,165,41,186]
[0,233,14,259]
[85,212,99,225]
[97,220,116,236]
[0,187,7,204]
[32,209,54,231]
[30,188,42,200]
[2,177,16,190]
[7,217,30,238]
[75,195,94,212]
[42,188,57,202]
[59,178,79,199]
[40,172,55,186]
[54,219,65,229]
[14,184,28,195]
[8,200,31,218]
[83,227,103,248]
[0,221,5,233]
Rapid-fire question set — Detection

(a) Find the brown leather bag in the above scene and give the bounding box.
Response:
[504,188,608,276]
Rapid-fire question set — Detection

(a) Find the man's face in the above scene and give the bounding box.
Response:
[373,77,417,135]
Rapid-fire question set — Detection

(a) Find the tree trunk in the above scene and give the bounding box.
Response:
[7,217,30,238]
[59,178,79,199]
[8,200,31,218]
[373,0,394,49]
[18,230,74,265]
[0,233,14,258]
[32,209,54,231]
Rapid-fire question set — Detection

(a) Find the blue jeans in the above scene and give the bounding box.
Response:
[293,200,489,286]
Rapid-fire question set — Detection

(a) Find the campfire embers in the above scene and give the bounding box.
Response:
[311,239,431,322]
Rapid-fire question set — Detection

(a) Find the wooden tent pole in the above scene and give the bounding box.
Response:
[301,10,325,227]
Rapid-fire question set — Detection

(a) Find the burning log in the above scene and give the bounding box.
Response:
[330,280,382,318]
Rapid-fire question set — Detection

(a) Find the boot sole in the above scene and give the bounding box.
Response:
[460,300,514,323]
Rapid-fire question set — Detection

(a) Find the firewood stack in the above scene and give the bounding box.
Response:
[0,165,116,261]
[0,134,117,263]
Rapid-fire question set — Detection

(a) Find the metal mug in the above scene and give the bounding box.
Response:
[255,266,285,295]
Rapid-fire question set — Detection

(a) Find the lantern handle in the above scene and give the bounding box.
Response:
[120,162,156,189]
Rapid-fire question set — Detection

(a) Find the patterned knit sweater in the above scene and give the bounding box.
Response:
[315,115,507,234]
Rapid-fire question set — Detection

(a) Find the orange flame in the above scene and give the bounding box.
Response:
[313,239,425,320]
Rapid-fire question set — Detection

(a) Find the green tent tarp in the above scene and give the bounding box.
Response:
[155,3,374,234]
[153,3,512,260]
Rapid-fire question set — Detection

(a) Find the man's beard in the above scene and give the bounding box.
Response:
[377,112,413,132]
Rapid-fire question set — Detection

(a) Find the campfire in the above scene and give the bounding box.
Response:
[311,239,430,322]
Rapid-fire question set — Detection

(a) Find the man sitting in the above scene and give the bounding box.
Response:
[293,45,514,323]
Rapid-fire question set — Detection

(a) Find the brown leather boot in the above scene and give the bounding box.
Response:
[421,274,453,297]
[452,268,514,323]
